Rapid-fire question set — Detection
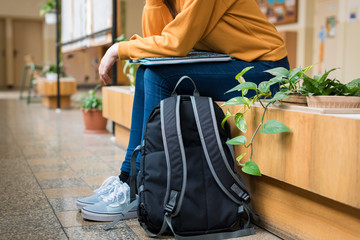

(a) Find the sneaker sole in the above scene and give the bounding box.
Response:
[81,208,137,222]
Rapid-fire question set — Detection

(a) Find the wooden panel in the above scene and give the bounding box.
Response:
[102,86,133,129]
[241,174,360,240]
[37,78,77,96]
[115,124,130,149]
[225,105,360,209]
[63,47,104,85]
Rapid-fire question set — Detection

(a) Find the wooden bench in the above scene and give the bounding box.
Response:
[37,77,77,109]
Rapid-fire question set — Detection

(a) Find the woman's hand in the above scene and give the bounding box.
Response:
[98,43,119,85]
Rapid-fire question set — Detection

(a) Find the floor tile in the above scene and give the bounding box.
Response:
[126,219,174,240]
[48,197,81,212]
[29,162,72,173]
[37,177,88,189]
[64,222,139,240]
[0,209,61,234]
[56,210,103,228]
[0,227,68,240]
[34,170,78,180]
[60,151,94,158]
[0,194,50,217]
[21,148,54,156]
[27,157,66,166]
[43,186,94,199]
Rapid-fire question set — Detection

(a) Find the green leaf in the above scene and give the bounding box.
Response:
[259,81,270,93]
[235,113,247,134]
[236,153,247,163]
[221,109,232,129]
[346,78,360,96]
[289,68,303,79]
[268,92,289,102]
[259,120,291,134]
[280,89,293,94]
[318,68,338,83]
[235,66,254,82]
[225,84,242,94]
[226,82,257,94]
[240,82,257,91]
[226,136,247,145]
[268,76,284,86]
[265,67,289,78]
[242,161,261,176]
[221,97,249,107]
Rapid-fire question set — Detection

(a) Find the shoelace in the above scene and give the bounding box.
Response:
[93,176,118,195]
[102,182,128,205]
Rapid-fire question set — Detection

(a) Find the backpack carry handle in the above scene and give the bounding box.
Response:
[171,76,200,97]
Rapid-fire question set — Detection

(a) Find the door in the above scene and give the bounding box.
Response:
[13,19,43,88]
[0,19,5,88]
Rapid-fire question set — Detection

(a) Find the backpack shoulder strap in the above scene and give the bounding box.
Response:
[190,96,250,204]
[160,95,187,217]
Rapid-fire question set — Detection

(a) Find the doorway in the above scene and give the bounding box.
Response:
[13,19,43,88]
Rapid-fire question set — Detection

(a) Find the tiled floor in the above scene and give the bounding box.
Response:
[0,91,281,240]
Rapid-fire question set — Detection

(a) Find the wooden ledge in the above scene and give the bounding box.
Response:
[225,104,360,209]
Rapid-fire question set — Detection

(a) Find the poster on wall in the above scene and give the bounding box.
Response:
[326,16,336,37]
[256,0,298,25]
[348,3,358,22]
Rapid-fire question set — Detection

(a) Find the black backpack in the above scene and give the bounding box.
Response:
[107,76,257,239]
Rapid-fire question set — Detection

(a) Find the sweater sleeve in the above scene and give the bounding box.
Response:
[142,0,173,37]
[118,0,218,60]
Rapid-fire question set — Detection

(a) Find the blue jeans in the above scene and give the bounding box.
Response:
[120,57,289,173]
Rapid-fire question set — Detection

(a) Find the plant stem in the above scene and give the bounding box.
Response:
[245,101,271,159]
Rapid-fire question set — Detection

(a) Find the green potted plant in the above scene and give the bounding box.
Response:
[264,65,313,106]
[39,0,57,25]
[222,67,292,176]
[300,68,360,108]
[44,62,66,81]
[79,84,108,134]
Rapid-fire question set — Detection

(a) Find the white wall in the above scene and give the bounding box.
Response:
[277,0,360,82]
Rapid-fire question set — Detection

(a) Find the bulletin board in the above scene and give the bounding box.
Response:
[256,0,298,25]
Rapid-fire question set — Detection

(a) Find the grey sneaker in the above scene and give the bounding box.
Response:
[81,182,137,222]
[76,176,121,210]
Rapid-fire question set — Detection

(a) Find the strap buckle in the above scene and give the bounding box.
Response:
[231,184,250,202]
[164,190,178,214]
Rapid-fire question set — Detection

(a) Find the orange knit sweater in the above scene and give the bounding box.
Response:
[118,0,287,62]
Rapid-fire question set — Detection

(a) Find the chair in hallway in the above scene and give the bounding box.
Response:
[19,55,43,103]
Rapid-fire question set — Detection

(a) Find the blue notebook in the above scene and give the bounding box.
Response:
[130,51,234,65]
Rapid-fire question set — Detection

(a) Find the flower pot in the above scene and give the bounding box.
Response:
[45,11,57,25]
[82,108,108,134]
[306,96,360,108]
[281,94,307,106]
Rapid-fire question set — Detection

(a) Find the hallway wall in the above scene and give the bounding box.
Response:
[0,0,55,88]
[276,0,360,82]
[0,0,41,19]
